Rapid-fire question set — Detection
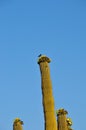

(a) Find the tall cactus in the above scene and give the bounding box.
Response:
[13,118,23,130]
[38,55,57,130]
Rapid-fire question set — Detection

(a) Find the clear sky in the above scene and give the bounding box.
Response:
[0,0,86,130]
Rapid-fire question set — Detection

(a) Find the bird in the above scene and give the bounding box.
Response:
[13,118,24,130]
[38,54,42,57]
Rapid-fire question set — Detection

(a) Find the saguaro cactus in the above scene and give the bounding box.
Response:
[38,55,57,130]
[13,118,23,130]
[56,108,68,130]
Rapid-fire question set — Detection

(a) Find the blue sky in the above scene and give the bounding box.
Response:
[0,0,86,130]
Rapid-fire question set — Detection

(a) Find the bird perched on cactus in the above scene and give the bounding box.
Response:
[13,118,23,130]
